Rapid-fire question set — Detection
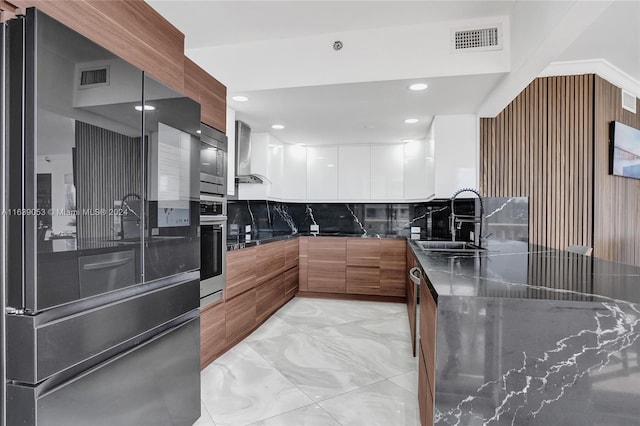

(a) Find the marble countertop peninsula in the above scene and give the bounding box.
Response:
[408,240,640,426]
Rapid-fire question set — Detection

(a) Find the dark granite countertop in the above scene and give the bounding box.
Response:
[408,240,640,425]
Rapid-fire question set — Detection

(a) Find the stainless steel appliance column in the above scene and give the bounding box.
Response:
[1,19,7,426]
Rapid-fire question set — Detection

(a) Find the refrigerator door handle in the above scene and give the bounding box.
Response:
[81,258,133,271]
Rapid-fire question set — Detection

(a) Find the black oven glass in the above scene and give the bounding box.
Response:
[200,142,224,179]
[200,223,223,281]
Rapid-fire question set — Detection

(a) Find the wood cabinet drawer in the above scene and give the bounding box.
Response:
[308,237,346,293]
[418,340,434,426]
[226,247,256,300]
[347,239,381,267]
[225,289,256,346]
[257,240,285,285]
[200,301,225,369]
[285,239,299,271]
[346,266,380,294]
[256,274,284,323]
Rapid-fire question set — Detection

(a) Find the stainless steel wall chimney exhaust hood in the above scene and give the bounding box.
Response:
[235,120,264,184]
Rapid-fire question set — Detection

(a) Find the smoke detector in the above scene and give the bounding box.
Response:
[333,40,343,51]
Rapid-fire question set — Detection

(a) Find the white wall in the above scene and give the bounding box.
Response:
[189,16,510,92]
[432,114,478,198]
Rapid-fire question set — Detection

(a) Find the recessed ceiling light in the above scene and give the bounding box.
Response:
[196,130,202,134]
[232,95,249,102]
[401,138,417,143]
[271,124,285,130]
[134,105,156,111]
[327,164,335,168]
[404,118,419,124]
[408,83,428,91]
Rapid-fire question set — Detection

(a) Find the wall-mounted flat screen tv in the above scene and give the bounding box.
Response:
[610,121,640,180]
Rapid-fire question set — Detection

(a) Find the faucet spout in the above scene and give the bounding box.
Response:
[449,188,484,246]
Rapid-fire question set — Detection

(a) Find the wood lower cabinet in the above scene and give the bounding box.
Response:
[200,301,226,369]
[225,288,256,347]
[299,237,309,291]
[345,238,406,297]
[285,239,299,271]
[257,240,285,284]
[407,244,417,356]
[226,247,256,299]
[307,237,347,293]
[418,340,434,426]
[256,273,285,323]
[418,257,438,426]
[285,266,299,298]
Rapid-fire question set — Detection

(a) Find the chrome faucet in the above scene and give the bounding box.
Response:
[449,188,484,246]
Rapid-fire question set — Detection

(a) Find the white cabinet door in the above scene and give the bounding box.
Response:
[370,145,404,200]
[267,139,284,199]
[283,144,307,200]
[306,146,338,200]
[404,140,435,200]
[338,145,370,200]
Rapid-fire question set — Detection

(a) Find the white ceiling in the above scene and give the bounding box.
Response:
[147,0,639,146]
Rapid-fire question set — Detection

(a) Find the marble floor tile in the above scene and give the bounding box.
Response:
[388,370,419,395]
[306,312,416,378]
[318,380,420,426]
[248,332,384,401]
[243,314,303,343]
[247,403,342,426]
[274,298,406,332]
[201,343,312,426]
[193,402,216,426]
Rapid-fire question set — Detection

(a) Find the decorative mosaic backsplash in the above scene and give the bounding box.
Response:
[227,197,528,244]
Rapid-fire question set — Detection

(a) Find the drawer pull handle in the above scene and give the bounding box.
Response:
[408,267,422,284]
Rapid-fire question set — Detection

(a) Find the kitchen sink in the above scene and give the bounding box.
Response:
[415,240,486,252]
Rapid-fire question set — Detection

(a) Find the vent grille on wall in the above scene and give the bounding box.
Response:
[621,89,637,114]
[78,66,110,88]
[451,25,502,52]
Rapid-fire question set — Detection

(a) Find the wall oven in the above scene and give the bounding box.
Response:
[200,123,227,197]
[200,196,226,307]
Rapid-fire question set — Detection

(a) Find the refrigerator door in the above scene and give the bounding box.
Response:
[7,313,200,426]
[6,9,147,312]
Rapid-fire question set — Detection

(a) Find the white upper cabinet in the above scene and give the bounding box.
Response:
[432,114,478,198]
[267,139,284,199]
[283,144,307,200]
[370,144,404,200]
[306,146,338,200]
[403,139,435,200]
[338,145,371,200]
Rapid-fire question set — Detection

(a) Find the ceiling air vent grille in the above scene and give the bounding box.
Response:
[621,89,637,114]
[451,25,502,53]
[78,65,110,89]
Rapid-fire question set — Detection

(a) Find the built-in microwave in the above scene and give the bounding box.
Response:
[200,123,227,196]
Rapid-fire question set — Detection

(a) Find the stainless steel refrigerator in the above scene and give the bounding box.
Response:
[1,8,202,426]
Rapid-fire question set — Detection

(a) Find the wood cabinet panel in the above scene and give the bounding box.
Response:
[308,237,346,293]
[226,247,256,300]
[420,276,437,394]
[285,238,299,271]
[346,266,380,294]
[407,246,417,356]
[225,288,256,346]
[299,237,309,291]
[256,274,284,323]
[418,340,434,426]
[285,266,299,297]
[380,239,406,297]
[183,56,226,132]
[257,240,285,284]
[346,238,381,267]
[200,301,225,369]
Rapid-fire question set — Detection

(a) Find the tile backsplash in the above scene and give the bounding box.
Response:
[227,197,528,244]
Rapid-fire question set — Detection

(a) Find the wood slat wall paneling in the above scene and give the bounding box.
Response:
[593,76,640,266]
[480,75,593,251]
